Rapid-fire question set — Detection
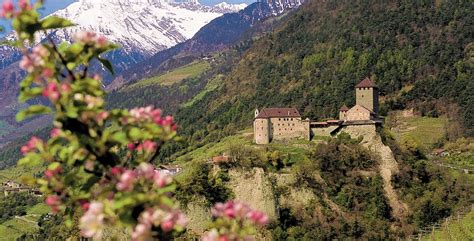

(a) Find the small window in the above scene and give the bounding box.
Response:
[279,118,281,121]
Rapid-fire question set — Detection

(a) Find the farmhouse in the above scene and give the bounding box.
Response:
[254,78,382,144]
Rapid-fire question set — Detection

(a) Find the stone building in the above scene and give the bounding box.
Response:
[253,108,310,144]
[339,77,379,122]
[253,78,381,144]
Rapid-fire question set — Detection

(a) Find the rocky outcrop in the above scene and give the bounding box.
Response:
[228,168,278,221]
[342,125,409,220]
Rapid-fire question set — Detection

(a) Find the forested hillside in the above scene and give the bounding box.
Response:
[176,0,474,143]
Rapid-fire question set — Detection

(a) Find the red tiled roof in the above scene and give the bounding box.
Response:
[256,108,301,118]
[355,77,377,88]
[340,104,349,111]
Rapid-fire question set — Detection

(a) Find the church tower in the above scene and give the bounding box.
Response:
[355,77,379,114]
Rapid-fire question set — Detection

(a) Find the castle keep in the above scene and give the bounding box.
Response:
[254,78,382,144]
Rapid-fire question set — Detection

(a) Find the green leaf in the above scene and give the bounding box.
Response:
[19,87,43,102]
[111,131,128,144]
[40,16,74,30]
[129,128,142,140]
[18,154,43,167]
[48,162,61,171]
[80,176,100,192]
[68,43,84,55]
[16,105,52,121]
[98,58,115,75]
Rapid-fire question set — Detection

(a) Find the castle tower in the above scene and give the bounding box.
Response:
[355,77,379,114]
[254,118,270,144]
[254,108,270,144]
[339,104,349,120]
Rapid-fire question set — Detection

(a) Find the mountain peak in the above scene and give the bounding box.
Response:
[49,0,244,54]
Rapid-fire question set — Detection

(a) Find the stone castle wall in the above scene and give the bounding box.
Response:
[270,117,309,141]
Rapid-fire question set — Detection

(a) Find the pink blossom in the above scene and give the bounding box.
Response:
[116,170,136,191]
[80,201,90,211]
[84,95,103,108]
[247,210,268,225]
[45,195,61,213]
[202,230,220,241]
[32,45,48,58]
[79,201,105,238]
[60,83,72,93]
[159,210,187,232]
[153,172,172,188]
[142,140,157,153]
[0,0,14,18]
[41,68,54,78]
[21,136,44,155]
[96,111,109,123]
[211,201,268,225]
[44,165,62,179]
[88,202,104,215]
[138,163,155,179]
[110,167,124,176]
[131,223,151,241]
[50,128,61,138]
[96,35,108,48]
[127,143,136,151]
[43,82,60,102]
[18,0,29,10]
[161,219,174,232]
[74,31,109,48]
[19,56,34,72]
[44,170,54,179]
[20,145,29,154]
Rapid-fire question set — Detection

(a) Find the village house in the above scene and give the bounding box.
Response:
[254,78,382,144]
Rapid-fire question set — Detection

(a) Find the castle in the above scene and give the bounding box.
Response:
[254,78,382,144]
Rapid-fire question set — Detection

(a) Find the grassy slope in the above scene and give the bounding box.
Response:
[181,74,224,108]
[0,167,49,239]
[0,166,43,183]
[127,61,210,89]
[391,116,447,151]
[0,203,50,240]
[175,129,312,165]
[423,210,473,240]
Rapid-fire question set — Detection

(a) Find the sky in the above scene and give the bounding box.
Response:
[0,0,255,37]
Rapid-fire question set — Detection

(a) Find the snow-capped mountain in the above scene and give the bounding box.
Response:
[266,0,303,15]
[214,2,248,12]
[48,0,246,55]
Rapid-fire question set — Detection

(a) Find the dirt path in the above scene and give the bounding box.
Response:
[370,140,409,220]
